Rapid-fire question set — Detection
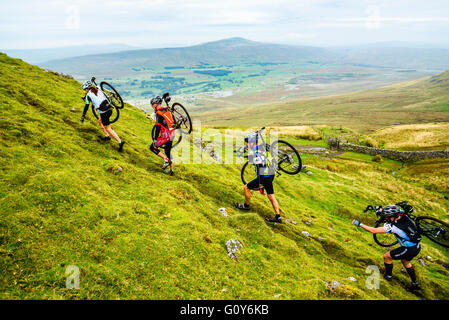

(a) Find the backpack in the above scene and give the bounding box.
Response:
[394,215,422,243]
[156,105,175,131]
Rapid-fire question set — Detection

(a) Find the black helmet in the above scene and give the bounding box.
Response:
[151,96,162,106]
[382,205,401,218]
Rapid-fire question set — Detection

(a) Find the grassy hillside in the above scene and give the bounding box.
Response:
[1,53,449,300]
[368,123,449,150]
[196,70,449,132]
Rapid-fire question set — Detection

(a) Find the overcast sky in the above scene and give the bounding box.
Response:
[1,0,449,49]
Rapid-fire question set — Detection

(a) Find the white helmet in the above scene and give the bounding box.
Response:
[82,80,92,90]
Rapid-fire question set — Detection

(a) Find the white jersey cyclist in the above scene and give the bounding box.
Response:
[85,89,110,114]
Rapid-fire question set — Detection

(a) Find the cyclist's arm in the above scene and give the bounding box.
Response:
[153,124,161,141]
[81,95,91,118]
[360,224,386,234]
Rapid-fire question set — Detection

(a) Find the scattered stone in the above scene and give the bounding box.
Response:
[417,258,426,267]
[225,239,243,260]
[426,256,433,262]
[221,288,228,292]
[306,171,313,176]
[436,260,449,271]
[274,294,281,298]
[112,166,123,174]
[302,218,312,226]
[344,239,353,243]
[330,226,336,232]
[218,208,228,217]
[348,277,357,282]
[286,217,297,225]
[318,237,326,240]
[326,280,341,293]
[301,231,311,237]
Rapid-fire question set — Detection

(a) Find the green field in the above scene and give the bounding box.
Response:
[195,70,449,133]
[1,53,449,300]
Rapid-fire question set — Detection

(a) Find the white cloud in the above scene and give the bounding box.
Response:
[1,0,449,48]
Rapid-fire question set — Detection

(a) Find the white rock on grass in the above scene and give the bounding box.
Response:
[417,258,426,267]
[348,277,357,282]
[326,280,341,293]
[218,208,228,217]
[225,239,243,260]
[306,171,313,176]
[301,231,311,237]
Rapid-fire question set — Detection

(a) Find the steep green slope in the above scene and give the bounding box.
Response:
[1,53,448,300]
[197,70,449,132]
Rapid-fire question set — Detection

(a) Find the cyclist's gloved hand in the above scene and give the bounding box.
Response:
[80,115,85,123]
[352,219,362,227]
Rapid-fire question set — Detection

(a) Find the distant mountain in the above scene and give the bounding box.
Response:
[3,43,140,64]
[334,46,449,70]
[39,38,334,77]
[39,37,449,78]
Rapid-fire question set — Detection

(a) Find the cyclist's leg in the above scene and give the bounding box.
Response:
[98,117,109,136]
[164,140,174,172]
[383,251,394,277]
[245,178,259,205]
[105,125,120,142]
[267,194,280,215]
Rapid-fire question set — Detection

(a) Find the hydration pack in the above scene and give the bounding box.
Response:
[156,105,175,131]
[395,215,422,243]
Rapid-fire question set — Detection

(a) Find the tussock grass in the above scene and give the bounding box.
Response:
[369,123,449,150]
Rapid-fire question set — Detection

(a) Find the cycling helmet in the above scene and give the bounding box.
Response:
[245,132,258,144]
[382,205,401,218]
[82,80,92,90]
[151,96,162,106]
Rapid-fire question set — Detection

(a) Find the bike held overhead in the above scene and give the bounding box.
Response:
[80,77,125,152]
[149,95,176,176]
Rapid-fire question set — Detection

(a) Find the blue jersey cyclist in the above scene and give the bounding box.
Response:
[235,132,282,223]
[352,205,422,291]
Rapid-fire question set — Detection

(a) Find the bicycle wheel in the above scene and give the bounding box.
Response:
[241,161,258,185]
[270,140,302,175]
[373,220,398,247]
[172,102,192,134]
[416,216,449,248]
[100,81,124,109]
[91,105,120,124]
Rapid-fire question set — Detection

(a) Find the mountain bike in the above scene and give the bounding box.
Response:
[235,127,302,185]
[150,92,192,148]
[364,200,449,248]
[89,77,124,124]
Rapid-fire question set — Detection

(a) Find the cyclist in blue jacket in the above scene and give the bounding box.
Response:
[352,205,421,290]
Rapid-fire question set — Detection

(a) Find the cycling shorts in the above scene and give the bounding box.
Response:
[390,243,421,261]
[246,175,275,195]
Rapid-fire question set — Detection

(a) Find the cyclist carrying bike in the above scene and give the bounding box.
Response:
[80,80,125,152]
[352,205,421,290]
[235,132,281,223]
[149,96,175,176]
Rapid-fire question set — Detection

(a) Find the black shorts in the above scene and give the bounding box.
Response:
[390,243,421,261]
[100,109,112,126]
[246,175,275,195]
